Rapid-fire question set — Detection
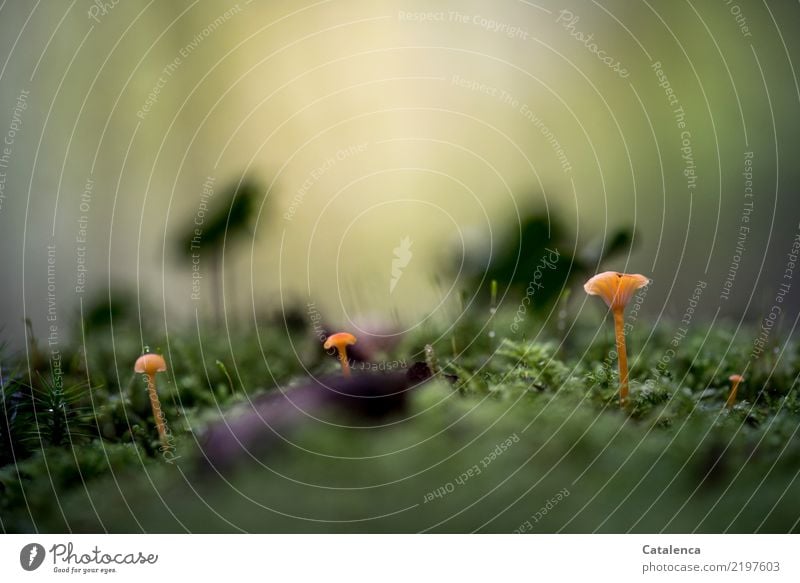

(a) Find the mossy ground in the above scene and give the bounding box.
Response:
[2,301,799,533]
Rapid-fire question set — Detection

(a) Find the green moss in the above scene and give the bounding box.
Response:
[2,306,799,533]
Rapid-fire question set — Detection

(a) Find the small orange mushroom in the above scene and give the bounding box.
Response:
[324,332,357,377]
[726,374,744,409]
[134,352,169,445]
[584,271,650,406]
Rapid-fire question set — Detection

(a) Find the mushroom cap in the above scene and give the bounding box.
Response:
[323,332,357,351]
[134,353,167,374]
[584,271,650,310]
[729,374,745,383]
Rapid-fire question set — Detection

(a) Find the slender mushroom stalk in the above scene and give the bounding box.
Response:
[324,332,357,377]
[726,374,744,409]
[134,353,169,445]
[612,307,629,405]
[584,271,650,407]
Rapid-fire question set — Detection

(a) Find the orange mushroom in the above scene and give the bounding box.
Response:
[726,374,744,409]
[324,332,357,377]
[134,352,169,445]
[584,271,650,406]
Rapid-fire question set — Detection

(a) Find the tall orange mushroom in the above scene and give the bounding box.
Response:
[134,353,169,445]
[584,271,650,406]
[324,332,357,377]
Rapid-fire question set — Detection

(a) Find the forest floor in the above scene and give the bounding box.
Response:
[2,297,799,533]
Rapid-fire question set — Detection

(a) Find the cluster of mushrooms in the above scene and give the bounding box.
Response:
[133,271,746,445]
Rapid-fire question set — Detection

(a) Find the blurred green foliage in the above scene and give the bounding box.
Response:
[460,212,634,311]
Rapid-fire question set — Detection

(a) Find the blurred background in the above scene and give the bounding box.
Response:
[0,0,798,347]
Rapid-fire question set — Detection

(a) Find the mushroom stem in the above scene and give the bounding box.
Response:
[613,307,629,406]
[146,373,168,445]
[336,348,351,377]
[726,377,742,409]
